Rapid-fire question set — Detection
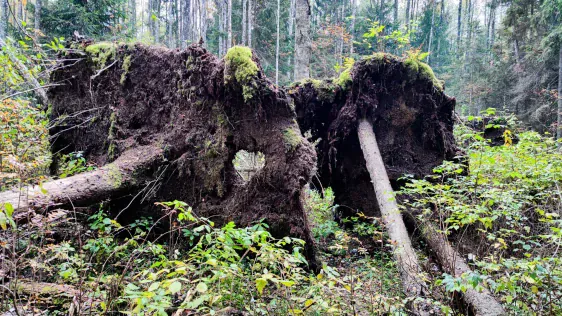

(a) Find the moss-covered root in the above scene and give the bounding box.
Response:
[224,46,259,102]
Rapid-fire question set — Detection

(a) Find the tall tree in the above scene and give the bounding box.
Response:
[457,0,462,49]
[227,0,232,49]
[35,0,42,31]
[556,44,562,144]
[0,0,8,39]
[275,0,280,85]
[248,0,253,47]
[350,0,356,55]
[242,0,247,46]
[294,0,311,81]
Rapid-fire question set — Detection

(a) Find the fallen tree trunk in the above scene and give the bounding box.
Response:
[412,215,505,315]
[357,118,431,315]
[0,146,164,213]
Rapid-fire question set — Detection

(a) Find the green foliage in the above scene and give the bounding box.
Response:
[57,152,95,178]
[334,57,354,88]
[282,127,302,151]
[399,122,562,314]
[120,55,132,85]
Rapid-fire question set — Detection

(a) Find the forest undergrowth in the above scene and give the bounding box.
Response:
[1,38,562,315]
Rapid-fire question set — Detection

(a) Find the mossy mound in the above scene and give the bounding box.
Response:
[224,46,259,102]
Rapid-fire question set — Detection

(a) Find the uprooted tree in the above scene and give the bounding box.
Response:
[0,43,504,314]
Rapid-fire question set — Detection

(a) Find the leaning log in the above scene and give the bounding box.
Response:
[412,216,505,316]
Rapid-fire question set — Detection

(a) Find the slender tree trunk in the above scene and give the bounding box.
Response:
[276,0,280,85]
[227,0,232,49]
[242,0,247,46]
[1,0,8,39]
[406,0,411,28]
[457,0,462,50]
[248,0,253,47]
[34,0,41,31]
[129,0,136,38]
[379,0,385,24]
[393,0,398,24]
[350,0,356,55]
[357,119,428,307]
[427,0,436,64]
[0,38,48,106]
[294,0,311,81]
[556,41,562,148]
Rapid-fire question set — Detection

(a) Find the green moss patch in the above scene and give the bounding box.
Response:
[224,46,259,102]
[283,128,302,152]
[85,42,117,69]
[404,58,444,91]
[120,55,132,85]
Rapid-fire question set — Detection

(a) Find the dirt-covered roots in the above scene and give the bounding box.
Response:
[47,42,318,269]
[291,53,461,218]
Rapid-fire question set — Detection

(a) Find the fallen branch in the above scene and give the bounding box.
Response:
[357,118,432,315]
[0,38,49,105]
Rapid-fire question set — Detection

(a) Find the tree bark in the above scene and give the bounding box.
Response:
[427,0,436,64]
[294,0,311,81]
[556,41,562,148]
[242,0,247,46]
[248,0,253,47]
[1,0,9,39]
[406,0,411,28]
[409,215,506,315]
[350,0,356,55]
[457,0,462,50]
[227,0,232,49]
[34,0,41,31]
[0,38,49,106]
[357,118,430,314]
[276,0,280,85]
[0,146,164,214]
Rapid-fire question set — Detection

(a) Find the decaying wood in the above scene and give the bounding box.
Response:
[413,216,505,316]
[0,146,164,213]
[357,118,432,315]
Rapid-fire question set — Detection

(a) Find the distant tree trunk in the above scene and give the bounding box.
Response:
[405,0,411,28]
[357,118,429,312]
[379,0,385,24]
[393,0,398,24]
[248,0,253,47]
[242,0,247,46]
[276,0,280,85]
[1,0,8,39]
[457,0,462,49]
[427,0,436,64]
[556,41,562,148]
[350,0,356,55]
[218,0,224,55]
[155,0,161,43]
[201,0,207,44]
[227,0,232,49]
[513,38,521,65]
[34,0,41,31]
[181,0,190,47]
[168,0,173,47]
[294,0,311,81]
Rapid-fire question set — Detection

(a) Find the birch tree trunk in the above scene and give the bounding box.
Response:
[35,0,41,31]
[294,0,311,81]
[276,0,280,85]
[357,118,429,311]
[1,0,8,39]
[556,41,562,148]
